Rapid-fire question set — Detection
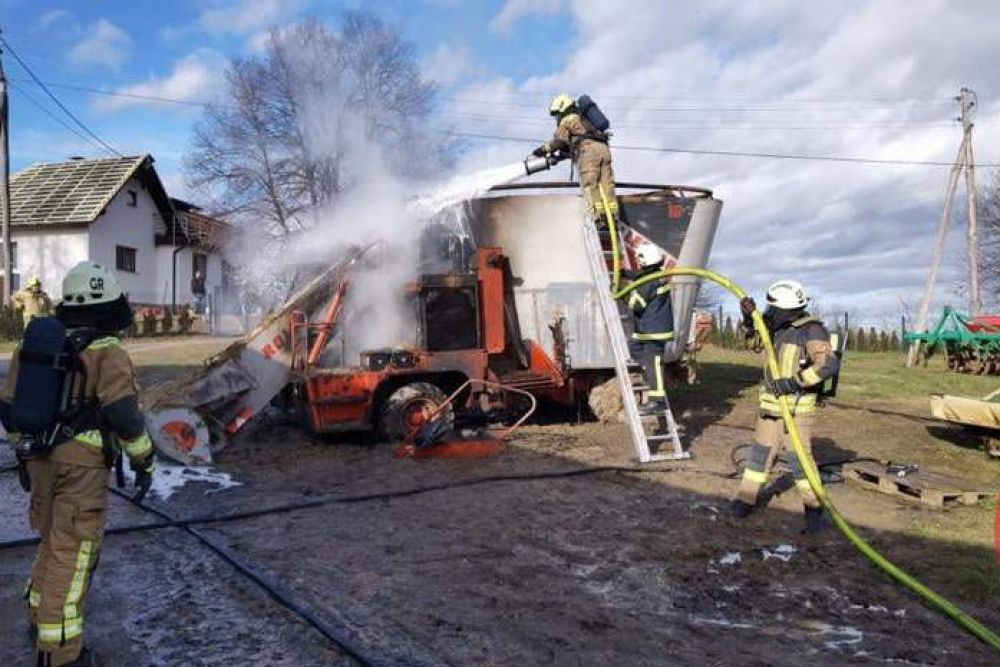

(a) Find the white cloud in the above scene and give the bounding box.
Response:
[199,0,306,35]
[69,19,132,69]
[93,49,227,113]
[36,9,73,31]
[457,0,1000,321]
[490,0,567,34]
[422,44,476,87]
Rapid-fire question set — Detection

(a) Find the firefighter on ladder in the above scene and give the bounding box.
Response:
[532,94,617,223]
[2,262,155,666]
[624,242,674,413]
[731,279,840,534]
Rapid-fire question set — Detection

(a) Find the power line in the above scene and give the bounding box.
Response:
[16,79,216,109]
[0,36,121,156]
[8,81,106,153]
[448,131,1000,168]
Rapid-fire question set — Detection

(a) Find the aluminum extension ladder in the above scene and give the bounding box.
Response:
[581,218,688,463]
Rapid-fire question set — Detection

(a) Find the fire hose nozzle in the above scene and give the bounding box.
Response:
[523,152,567,176]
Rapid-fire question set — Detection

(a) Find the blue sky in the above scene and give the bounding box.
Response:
[1,0,573,183]
[3,0,1000,321]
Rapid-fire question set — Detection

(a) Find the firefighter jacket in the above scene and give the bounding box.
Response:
[759,315,839,417]
[623,267,674,342]
[543,113,608,158]
[1,335,152,467]
[12,288,53,322]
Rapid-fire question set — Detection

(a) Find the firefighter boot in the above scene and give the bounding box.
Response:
[37,647,98,667]
[729,499,756,519]
[802,506,828,534]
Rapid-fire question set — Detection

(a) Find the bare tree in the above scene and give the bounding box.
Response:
[186,12,444,236]
[978,168,1000,309]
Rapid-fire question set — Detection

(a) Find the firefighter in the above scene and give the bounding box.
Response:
[624,242,674,412]
[731,279,840,534]
[12,276,54,329]
[1,261,154,667]
[532,94,617,222]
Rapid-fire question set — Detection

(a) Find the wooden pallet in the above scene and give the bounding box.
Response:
[845,463,993,508]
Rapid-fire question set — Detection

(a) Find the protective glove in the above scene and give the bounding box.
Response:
[740,296,756,327]
[131,453,155,503]
[532,146,548,157]
[767,377,801,396]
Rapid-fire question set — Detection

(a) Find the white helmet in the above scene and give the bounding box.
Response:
[62,261,125,307]
[635,242,664,268]
[766,279,808,310]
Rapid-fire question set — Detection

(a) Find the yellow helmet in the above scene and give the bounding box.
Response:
[27,276,41,288]
[549,93,574,117]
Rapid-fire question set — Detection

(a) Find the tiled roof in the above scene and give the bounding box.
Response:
[9,155,149,225]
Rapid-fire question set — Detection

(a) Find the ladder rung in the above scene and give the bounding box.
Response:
[646,434,675,442]
[647,451,692,462]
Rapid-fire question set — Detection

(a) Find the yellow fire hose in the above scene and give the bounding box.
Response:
[614,266,1000,653]
[598,184,622,293]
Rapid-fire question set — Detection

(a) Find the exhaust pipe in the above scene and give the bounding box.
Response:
[523,152,568,176]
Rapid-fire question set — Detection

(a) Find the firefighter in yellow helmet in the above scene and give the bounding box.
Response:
[1,262,154,667]
[532,93,617,222]
[12,276,54,329]
[731,280,839,534]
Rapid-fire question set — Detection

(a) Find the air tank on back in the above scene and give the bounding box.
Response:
[465,182,723,370]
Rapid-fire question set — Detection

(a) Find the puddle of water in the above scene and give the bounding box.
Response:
[121,456,242,500]
[762,544,798,562]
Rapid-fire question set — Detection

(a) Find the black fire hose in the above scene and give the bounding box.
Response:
[0,465,693,554]
[107,487,381,667]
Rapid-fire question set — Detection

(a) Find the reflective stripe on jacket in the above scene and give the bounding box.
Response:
[623,267,674,342]
[758,316,839,416]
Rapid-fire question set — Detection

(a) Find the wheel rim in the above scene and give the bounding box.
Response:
[402,398,439,431]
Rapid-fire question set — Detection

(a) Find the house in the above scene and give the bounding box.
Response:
[6,154,227,308]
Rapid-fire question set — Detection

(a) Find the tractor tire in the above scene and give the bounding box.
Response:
[377,382,453,443]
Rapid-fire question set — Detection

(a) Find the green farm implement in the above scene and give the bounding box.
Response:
[904,307,1000,374]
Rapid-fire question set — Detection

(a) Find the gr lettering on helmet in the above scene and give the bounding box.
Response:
[89,277,104,292]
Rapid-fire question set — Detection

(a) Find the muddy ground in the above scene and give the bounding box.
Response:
[0,341,998,666]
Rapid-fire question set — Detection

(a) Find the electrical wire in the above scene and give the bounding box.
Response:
[8,81,108,153]
[449,131,1000,168]
[0,35,121,157]
[12,79,217,109]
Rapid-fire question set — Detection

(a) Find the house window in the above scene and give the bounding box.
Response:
[193,252,208,281]
[5,242,16,270]
[126,190,138,207]
[116,245,137,273]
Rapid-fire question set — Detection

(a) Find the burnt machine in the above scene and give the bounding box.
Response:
[294,246,574,442]
[144,182,723,464]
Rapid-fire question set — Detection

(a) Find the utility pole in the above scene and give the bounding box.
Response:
[906,88,979,367]
[0,35,11,305]
[960,88,980,315]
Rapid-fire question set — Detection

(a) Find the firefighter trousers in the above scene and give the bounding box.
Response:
[25,459,107,666]
[629,338,666,399]
[735,414,820,510]
[576,141,617,220]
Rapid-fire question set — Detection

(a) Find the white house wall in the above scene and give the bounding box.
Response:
[154,247,223,307]
[88,176,161,304]
[12,174,225,307]
[11,228,89,296]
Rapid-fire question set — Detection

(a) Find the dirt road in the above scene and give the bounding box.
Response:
[0,343,998,665]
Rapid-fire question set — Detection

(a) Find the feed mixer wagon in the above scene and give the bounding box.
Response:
[144,181,723,465]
